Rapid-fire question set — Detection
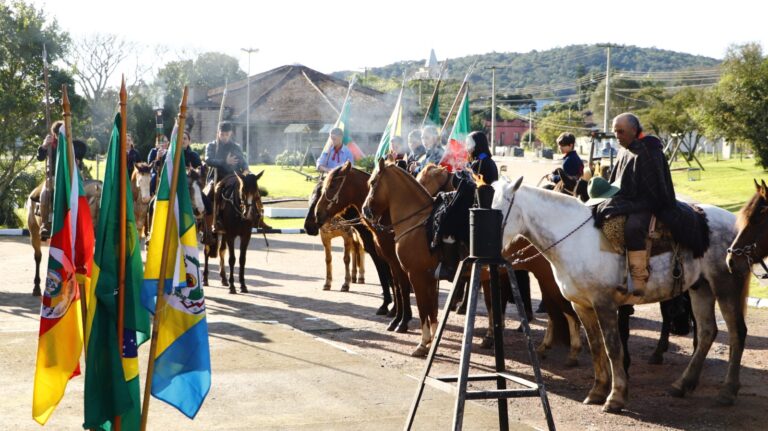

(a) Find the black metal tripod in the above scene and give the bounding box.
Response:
[404,253,555,430]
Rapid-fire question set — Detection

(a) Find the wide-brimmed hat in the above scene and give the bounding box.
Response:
[584,176,620,206]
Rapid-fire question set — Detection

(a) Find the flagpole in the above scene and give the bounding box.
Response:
[114,76,128,431]
[439,62,476,136]
[421,61,447,128]
[323,76,356,170]
[140,86,189,431]
[62,85,89,350]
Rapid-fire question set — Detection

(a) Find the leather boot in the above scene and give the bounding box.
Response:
[435,238,459,281]
[627,250,649,296]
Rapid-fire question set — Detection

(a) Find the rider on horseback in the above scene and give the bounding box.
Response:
[592,113,677,297]
[204,121,249,234]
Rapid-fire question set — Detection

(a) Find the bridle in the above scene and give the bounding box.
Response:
[323,171,348,207]
[727,242,768,279]
[499,183,593,265]
[365,168,433,242]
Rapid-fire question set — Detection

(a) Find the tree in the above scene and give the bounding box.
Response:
[536,110,587,150]
[698,43,768,167]
[0,1,70,226]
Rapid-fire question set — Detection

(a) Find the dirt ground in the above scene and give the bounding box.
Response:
[3,157,767,430]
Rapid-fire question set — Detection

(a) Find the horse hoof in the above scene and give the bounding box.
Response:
[386,319,399,332]
[565,357,579,368]
[396,322,409,333]
[583,392,607,405]
[322,285,331,291]
[229,287,237,294]
[480,336,493,349]
[386,308,396,318]
[411,345,429,357]
[222,279,229,287]
[203,279,209,287]
[32,287,41,297]
[240,286,249,294]
[716,386,738,406]
[456,304,467,315]
[602,400,624,414]
[648,353,663,365]
[375,304,389,316]
[357,277,365,284]
[340,284,350,292]
[668,385,686,398]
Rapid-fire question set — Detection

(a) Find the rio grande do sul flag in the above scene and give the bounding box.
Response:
[439,86,470,172]
[142,124,210,419]
[32,125,94,425]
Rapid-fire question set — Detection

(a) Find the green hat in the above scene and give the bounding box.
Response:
[584,177,620,206]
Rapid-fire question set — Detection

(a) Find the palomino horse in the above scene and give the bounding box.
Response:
[203,171,263,293]
[304,183,365,291]
[416,164,582,366]
[313,163,413,331]
[727,179,768,278]
[493,177,750,412]
[130,163,152,243]
[26,179,102,296]
[363,160,440,356]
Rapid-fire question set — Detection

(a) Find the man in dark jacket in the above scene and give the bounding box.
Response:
[595,113,676,296]
[204,122,248,233]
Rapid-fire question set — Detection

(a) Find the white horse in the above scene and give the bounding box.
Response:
[492,177,750,413]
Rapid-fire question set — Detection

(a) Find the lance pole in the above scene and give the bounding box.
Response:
[421,61,447,128]
[439,62,476,137]
[140,87,189,431]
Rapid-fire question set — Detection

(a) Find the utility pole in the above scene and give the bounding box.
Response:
[598,43,620,132]
[241,47,258,163]
[491,66,496,155]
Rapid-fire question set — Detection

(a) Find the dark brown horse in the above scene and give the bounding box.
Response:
[203,171,263,293]
[416,164,582,366]
[363,160,440,356]
[728,179,768,278]
[313,163,413,332]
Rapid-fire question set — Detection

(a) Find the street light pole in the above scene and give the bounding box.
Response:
[241,47,258,164]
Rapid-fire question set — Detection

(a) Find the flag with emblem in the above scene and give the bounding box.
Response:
[84,113,150,430]
[32,124,95,425]
[142,124,210,418]
[440,85,470,172]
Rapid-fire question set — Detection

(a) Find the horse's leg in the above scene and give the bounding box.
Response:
[670,281,717,398]
[572,303,611,405]
[355,239,365,284]
[227,236,237,293]
[394,268,413,333]
[712,274,749,405]
[341,233,352,292]
[650,301,672,365]
[564,312,582,367]
[239,234,250,293]
[219,237,229,287]
[618,305,632,375]
[32,234,42,296]
[593,302,628,413]
[203,244,209,286]
[321,232,332,290]
[372,255,391,315]
[408,270,439,357]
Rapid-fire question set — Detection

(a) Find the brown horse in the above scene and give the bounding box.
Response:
[313,163,413,332]
[363,160,440,356]
[728,179,768,277]
[303,184,365,291]
[416,164,582,366]
[202,171,263,293]
[131,163,152,244]
[26,179,102,296]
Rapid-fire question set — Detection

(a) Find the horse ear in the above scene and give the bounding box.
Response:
[254,170,264,181]
[755,178,761,192]
[761,179,768,195]
[341,161,351,173]
[512,176,524,192]
[377,158,385,171]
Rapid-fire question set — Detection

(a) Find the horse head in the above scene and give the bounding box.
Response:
[132,163,152,204]
[362,159,393,223]
[83,180,103,232]
[316,161,354,226]
[491,176,525,244]
[186,167,205,218]
[304,181,323,236]
[416,163,454,196]
[728,179,768,273]
[239,170,264,225]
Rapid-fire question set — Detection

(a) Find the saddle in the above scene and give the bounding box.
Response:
[599,215,674,256]
[599,201,710,258]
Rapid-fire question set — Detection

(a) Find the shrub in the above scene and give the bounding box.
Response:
[0,167,45,228]
[356,155,375,173]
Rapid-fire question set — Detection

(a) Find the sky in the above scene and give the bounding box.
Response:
[29,0,768,81]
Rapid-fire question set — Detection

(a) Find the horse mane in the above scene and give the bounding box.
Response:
[736,191,766,231]
[416,163,446,180]
[376,162,432,201]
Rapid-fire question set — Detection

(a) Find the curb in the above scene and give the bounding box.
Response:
[0,228,306,236]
